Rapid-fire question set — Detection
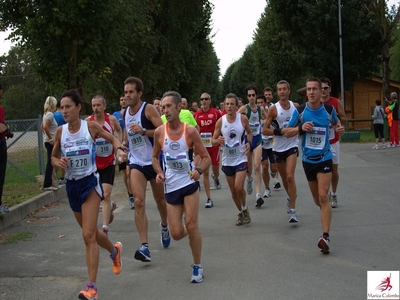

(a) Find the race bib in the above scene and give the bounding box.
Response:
[66,148,90,170]
[262,135,273,148]
[250,122,260,135]
[305,127,326,150]
[95,138,112,157]
[200,132,212,147]
[128,132,145,149]
[224,143,240,157]
[165,152,190,171]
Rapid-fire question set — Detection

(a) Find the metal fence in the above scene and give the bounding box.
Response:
[6,116,45,182]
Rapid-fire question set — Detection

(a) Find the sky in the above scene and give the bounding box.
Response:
[0,0,266,77]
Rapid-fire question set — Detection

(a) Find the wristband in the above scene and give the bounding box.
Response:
[298,123,305,136]
[116,146,125,152]
[273,128,282,136]
[195,167,203,175]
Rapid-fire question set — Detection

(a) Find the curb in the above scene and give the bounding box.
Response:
[0,186,67,231]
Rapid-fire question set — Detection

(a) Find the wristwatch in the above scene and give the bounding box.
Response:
[195,167,203,175]
[141,128,147,136]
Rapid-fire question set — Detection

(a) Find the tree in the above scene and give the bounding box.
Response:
[366,0,400,99]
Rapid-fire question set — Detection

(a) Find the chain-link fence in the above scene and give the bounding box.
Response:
[5,116,45,184]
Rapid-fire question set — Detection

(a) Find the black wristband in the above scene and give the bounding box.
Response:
[195,167,203,175]
[298,123,305,136]
[273,128,282,136]
[116,146,125,152]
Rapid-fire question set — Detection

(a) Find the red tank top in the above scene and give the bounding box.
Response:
[89,113,115,169]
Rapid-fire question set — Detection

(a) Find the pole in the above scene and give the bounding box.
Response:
[338,0,345,109]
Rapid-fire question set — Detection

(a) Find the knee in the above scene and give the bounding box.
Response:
[286,174,295,184]
[82,230,97,245]
[133,197,145,210]
[170,226,185,241]
[186,219,198,235]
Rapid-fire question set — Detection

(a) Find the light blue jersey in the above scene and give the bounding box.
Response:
[288,103,338,164]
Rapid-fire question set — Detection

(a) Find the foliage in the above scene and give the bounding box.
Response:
[0,0,219,114]
[0,232,37,244]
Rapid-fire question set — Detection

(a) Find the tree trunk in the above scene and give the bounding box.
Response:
[382,40,391,100]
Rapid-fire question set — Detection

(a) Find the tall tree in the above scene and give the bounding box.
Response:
[366,0,400,98]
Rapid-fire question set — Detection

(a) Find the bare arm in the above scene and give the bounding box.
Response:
[110,115,123,142]
[211,118,223,146]
[189,126,211,181]
[262,105,277,136]
[152,126,164,183]
[238,105,247,115]
[241,115,252,155]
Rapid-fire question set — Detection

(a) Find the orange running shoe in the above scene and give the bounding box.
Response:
[78,283,98,300]
[111,242,123,275]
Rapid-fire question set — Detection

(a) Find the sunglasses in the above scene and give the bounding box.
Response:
[200,98,209,101]
[322,86,330,91]
[247,93,256,97]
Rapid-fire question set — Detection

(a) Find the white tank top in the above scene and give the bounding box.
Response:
[161,123,195,194]
[125,103,154,166]
[61,120,97,180]
[261,119,274,150]
[221,113,247,166]
[273,101,299,152]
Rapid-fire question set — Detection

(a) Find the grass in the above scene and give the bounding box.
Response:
[0,231,37,244]
[3,148,44,209]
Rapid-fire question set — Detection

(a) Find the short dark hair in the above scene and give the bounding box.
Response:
[245,84,258,96]
[225,93,238,105]
[320,77,331,87]
[306,77,322,88]
[375,99,381,105]
[256,94,266,103]
[60,90,83,111]
[124,76,144,93]
[263,87,273,93]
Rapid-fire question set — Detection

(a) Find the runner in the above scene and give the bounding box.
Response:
[194,92,222,208]
[124,76,171,262]
[153,91,210,283]
[262,80,299,223]
[51,90,124,299]
[285,77,344,253]
[212,93,253,226]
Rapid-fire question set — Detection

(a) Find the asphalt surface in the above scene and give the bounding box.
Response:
[0,142,399,300]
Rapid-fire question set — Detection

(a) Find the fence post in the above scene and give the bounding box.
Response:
[37,114,45,175]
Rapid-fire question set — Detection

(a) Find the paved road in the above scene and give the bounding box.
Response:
[0,143,399,300]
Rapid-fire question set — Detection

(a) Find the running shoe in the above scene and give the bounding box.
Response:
[286,197,291,214]
[255,195,264,208]
[289,209,298,223]
[372,144,379,150]
[211,173,221,189]
[129,196,135,210]
[134,244,151,262]
[111,242,123,275]
[78,283,98,300]
[109,201,116,224]
[318,236,330,254]
[273,181,281,189]
[43,186,58,191]
[270,171,276,178]
[191,265,204,283]
[263,188,271,198]
[160,223,171,248]
[331,195,338,208]
[246,176,253,195]
[58,178,67,185]
[236,211,244,226]
[205,198,214,208]
[242,208,251,224]
[0,204,9,215]
[382,145,386,149]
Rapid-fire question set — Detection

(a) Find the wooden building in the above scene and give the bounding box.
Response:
[297,76,400,129]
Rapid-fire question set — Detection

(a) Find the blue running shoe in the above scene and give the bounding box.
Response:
[191,265,204,283]
[160,223,171,248]
[134,244,151,262]
[129,196,135,210]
